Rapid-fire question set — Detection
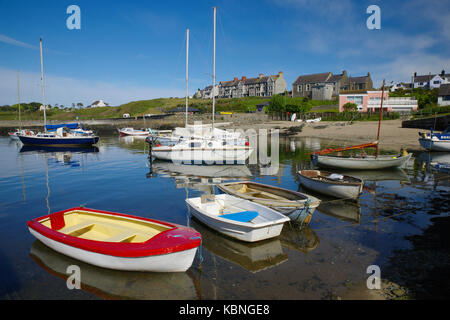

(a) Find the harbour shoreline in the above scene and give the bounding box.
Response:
[0,117,426,151]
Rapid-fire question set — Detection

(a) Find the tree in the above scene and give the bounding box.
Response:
[77,102,83,108]
[343,102,357,112]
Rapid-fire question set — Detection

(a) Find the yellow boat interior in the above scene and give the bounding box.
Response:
[227,183,301,201]
[40,210,172,243]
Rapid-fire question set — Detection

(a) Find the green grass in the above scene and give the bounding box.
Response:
[0,97,337,121]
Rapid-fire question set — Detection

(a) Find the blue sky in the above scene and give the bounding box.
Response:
[1,0,449,106]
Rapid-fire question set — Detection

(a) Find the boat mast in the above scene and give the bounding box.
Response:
[375,79,385,158]
[212,6,216,131]
[17,71,21,130]
[39,38,47,132]
[185,28,189,128]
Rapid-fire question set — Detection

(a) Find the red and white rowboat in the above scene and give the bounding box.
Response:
[27,207,202,272]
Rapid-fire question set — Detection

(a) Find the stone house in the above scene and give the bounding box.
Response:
[292,70,372,100]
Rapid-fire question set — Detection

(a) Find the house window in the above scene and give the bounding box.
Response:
[443,95,450,101]
[306,84,310,91]
[298,85,302,92]
[433,81,440,84]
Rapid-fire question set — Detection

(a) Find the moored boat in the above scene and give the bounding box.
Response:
[118,127,150,137]
[151,138,253,165]
[297,170,363,200]
[27,207,202,272]
[18,128,99,147]
[186,194,290,242]
[217,181,320,224]
[419,126,450,151]
[311,152,412,170]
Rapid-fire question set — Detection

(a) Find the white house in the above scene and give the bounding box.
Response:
[413,71,450,89]
[88,99,108,108]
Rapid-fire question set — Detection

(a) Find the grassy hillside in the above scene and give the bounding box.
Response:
[0,96,338,121]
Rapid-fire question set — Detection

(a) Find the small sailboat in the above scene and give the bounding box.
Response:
[186,194,290,242]
[419,126,450,152]
[149,8,252,164]
[217,181,321,224]
[151,138,253,165]
[310,80,411,170]
[297,170,363,200]
[17,39,99,147]
[27,207,202,272]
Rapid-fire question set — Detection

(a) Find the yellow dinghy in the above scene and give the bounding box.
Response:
[217,181,321,224]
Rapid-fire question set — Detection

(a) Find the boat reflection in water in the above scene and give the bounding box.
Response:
[29,240,200,300]
[318,200,362,223]
[148,160,253,193]
[278,224,320,254]
[189,219,288,273]
[19,145,99,167]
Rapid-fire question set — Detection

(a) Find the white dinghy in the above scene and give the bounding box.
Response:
[298,170,363,200]
[186,194,290,242]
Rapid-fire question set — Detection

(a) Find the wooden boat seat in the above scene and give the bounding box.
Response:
[60,221,95,236]
[105,232,137,243]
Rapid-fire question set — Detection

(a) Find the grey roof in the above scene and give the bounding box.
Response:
[414,74,435,82]
[293,72,331,85]
[439,83,450,96]
[326,74,344,82]
[347,76,369,84]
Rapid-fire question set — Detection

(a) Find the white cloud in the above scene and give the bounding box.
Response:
[0,34,38,50]
[0,67,185,106]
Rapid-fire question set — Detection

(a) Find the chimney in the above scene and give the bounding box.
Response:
[242,76,247,81]
[278,71,283,77]
[414,72,417,78]
[259,73,264,79]
[441,70,445,77]
[233,77,238,81]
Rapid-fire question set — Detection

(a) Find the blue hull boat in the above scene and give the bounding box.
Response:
[18,135,99,146]
[419,126,450,152]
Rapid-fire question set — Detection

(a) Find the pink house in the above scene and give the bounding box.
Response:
[339,91,418,113]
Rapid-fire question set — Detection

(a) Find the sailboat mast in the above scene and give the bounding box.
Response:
[39,38,47,131]
[375,79,385,158]
[17,71,21,130]
[212,6,216,130]
[185,28,189,127]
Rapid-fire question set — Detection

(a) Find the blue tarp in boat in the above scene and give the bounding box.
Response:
[219,211,258,222]
[45,123,79,131]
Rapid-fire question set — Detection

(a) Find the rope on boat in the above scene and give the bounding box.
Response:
[292,198,311,225]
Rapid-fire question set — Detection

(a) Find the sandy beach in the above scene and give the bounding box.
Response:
[238,119,425,152]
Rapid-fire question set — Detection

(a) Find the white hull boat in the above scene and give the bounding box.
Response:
[298,170,363,200]
[118,128,150,137]
[311,153,412,170]
[186,194,290,242]
[27,207,201,272]
[419,126,450,152]
[151,139,253,165]
[217,181,320,224]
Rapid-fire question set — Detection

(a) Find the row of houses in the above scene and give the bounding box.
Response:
[194,71,288,99]
[194,70,373,101]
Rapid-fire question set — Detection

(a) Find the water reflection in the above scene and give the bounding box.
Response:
[30,240,200,300]
[190,219,288,273]
[147,160,253,193]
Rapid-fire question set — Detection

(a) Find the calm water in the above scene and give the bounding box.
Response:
[0,135,448,300]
